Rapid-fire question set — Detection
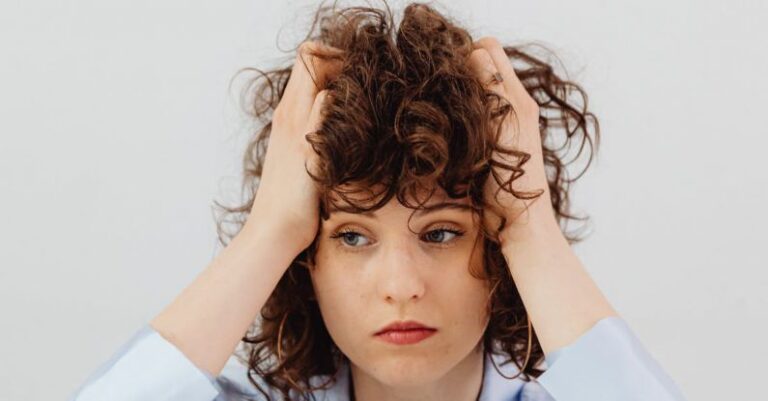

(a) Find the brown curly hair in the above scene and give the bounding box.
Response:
[212,1,600,400]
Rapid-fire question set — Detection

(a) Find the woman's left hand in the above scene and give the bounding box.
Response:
[468,38,620,358]
[468,37,560,244]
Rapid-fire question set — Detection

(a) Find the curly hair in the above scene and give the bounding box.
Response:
[212,1,600,400]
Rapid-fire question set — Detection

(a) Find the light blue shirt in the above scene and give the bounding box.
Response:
[67,316,687,400]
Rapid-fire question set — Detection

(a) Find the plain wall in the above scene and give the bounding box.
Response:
[1,1,766,399]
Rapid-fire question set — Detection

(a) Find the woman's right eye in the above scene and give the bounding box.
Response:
[330,230,371,248]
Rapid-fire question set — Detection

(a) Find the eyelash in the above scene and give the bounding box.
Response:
[329,225,466,252]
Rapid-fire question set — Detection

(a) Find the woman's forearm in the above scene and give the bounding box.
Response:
[500,207,619,356]
[149,220,301,377]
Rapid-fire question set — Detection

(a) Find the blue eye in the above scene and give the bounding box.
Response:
[336,231,370,247]
[425,229,457,243]
[329,227,465,249]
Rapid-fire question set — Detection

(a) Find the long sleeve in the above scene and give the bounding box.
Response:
[532,316,687,401]
[67,324,222,401]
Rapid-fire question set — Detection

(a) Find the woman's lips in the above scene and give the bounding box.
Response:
[375,328,437,345]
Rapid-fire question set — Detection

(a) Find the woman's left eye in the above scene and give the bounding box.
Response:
[329,227,465,249]
[423,228,464,243]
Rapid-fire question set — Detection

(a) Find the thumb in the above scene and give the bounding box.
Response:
[307,89,330,132]
[303,89,331,179]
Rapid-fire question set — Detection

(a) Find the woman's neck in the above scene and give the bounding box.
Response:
[347,342,486,401]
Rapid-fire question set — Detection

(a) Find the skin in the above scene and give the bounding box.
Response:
[471,37,619,358]
[148,36,619,401]
[311,189,490,401]
[149,41,341,376]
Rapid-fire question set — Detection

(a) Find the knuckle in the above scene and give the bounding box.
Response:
[298,40,318,55]
[476,36,501,49]
[469,48,493,66]
[296,41,320,64]
[469,49,500,87]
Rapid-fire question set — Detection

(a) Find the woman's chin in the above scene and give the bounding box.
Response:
[362,356,447,387]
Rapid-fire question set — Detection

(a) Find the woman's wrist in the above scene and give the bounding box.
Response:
[498,201,562,250]
[240,213,313,257]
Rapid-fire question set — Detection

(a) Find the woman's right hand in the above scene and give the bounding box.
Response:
[142,42,344,379]
[245,41,343,252]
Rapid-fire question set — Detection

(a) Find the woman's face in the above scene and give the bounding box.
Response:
[310,189,492,387]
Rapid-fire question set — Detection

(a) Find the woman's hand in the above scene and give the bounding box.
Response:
[468,37,561,245]
[149,42,343,378]
[245,41,343,252]
[468,37,619,356]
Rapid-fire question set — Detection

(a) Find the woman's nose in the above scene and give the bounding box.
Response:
[375,239,427,303]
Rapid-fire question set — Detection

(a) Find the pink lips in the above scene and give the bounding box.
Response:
[376,328,436,344]
[374,320,437,345]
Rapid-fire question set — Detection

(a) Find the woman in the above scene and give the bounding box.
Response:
[68,2,686,400]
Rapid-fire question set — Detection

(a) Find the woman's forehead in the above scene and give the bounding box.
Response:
[325,184,472,212]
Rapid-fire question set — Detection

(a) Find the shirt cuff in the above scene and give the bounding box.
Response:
[70,324,221,401]
[536,316,687,401]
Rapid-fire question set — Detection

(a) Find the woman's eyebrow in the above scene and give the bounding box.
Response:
[413,201,473,217]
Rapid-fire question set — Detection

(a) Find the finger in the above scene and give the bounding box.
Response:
[473,37,531,110]
[467,48,508,101]
[307,89,330,132]
[467,47,516,145]
[282,41,344,117]
[304,89,331,175]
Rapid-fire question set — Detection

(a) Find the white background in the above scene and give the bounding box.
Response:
[1,1,766,400]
